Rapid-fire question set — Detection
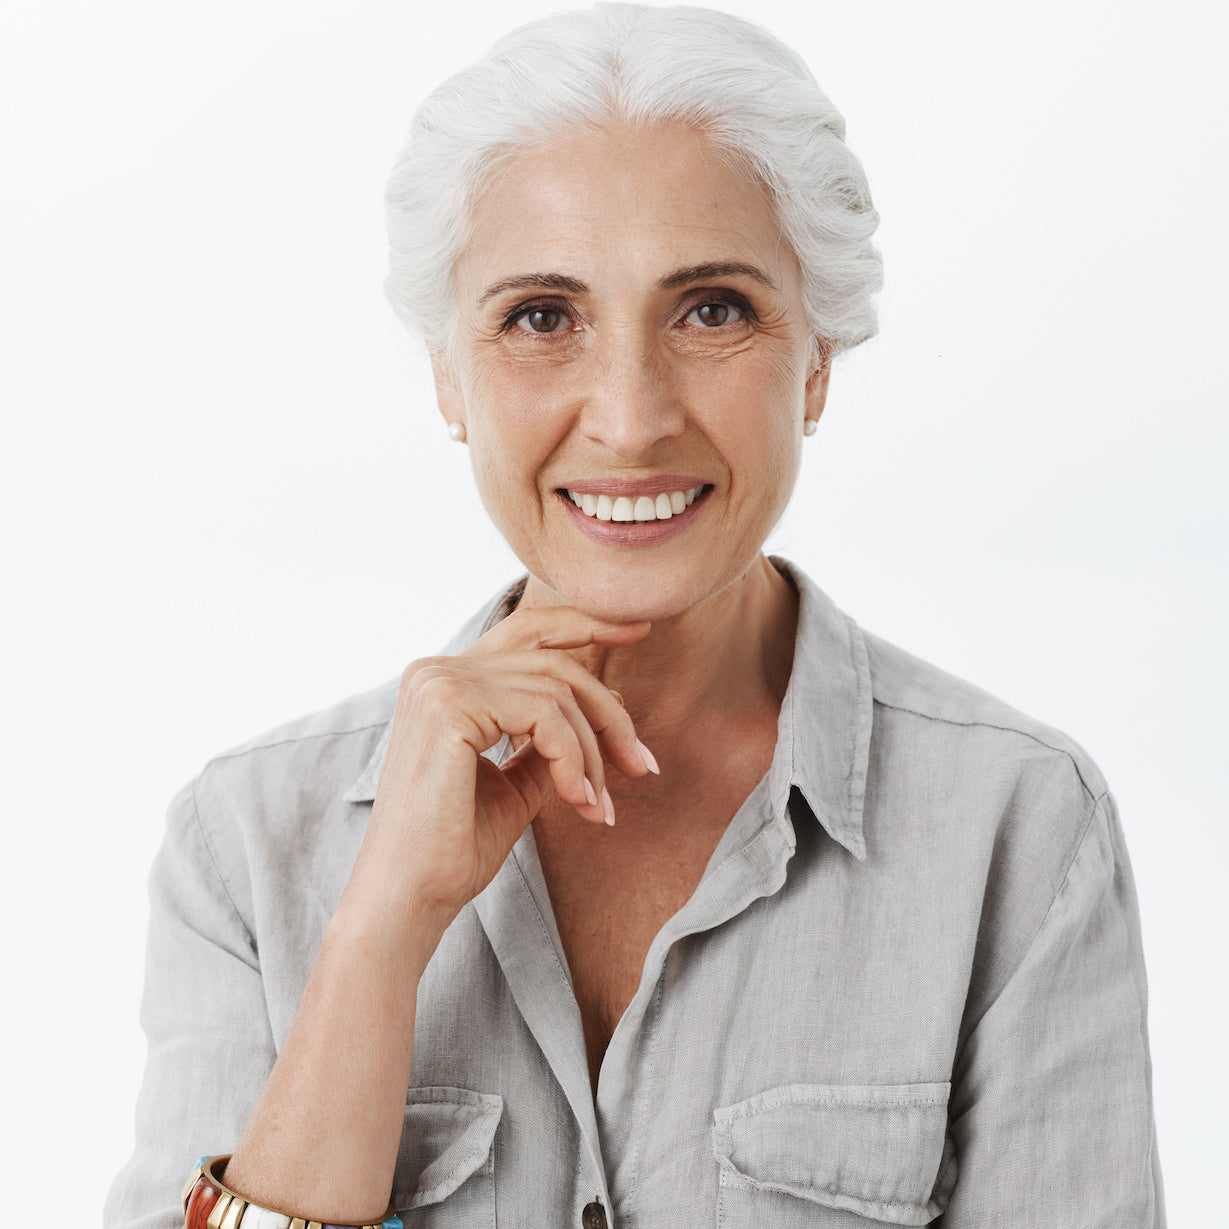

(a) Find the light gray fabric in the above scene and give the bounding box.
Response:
[106,560,1164,1227]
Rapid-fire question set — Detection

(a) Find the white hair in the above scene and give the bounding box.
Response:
[384,3,882,360]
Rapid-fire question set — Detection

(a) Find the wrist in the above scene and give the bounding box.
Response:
[328,875,455,982]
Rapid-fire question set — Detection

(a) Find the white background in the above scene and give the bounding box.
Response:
[1,0,1224,1220]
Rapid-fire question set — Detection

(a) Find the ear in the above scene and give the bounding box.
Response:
[430,352,466,431]
[804,346,832,430]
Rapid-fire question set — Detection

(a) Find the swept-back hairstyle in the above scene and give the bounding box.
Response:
[385,3,881,360]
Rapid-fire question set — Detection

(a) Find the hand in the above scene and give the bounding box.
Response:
[353,605,653,938]
[228,608,654,1216]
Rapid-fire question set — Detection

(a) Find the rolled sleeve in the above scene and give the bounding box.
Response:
[105,781,276,1229]
[943,793,1164,1226]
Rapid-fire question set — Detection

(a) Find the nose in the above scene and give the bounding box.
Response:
[579,327,686,458]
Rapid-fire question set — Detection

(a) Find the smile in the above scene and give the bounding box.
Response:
[563,485,705,522]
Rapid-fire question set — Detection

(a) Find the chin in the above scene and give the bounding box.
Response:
[528,557,743,626]
[574,591,687,624]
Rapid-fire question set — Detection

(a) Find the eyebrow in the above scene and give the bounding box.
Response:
[477,261,778,306]
[478,273,590,304]
[658,262,778,292]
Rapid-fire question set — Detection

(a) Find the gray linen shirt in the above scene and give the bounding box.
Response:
[107,560,1164,1227]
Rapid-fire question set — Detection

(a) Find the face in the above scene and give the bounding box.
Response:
[435,122,829,624]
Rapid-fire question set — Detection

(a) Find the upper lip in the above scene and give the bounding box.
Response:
[555,474,708,496]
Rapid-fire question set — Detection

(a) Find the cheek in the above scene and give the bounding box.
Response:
[704,349,806,484]
[463,365,564,495]
[744,432,802,522]
[474,385,575,525]
[469,436,531,525]
[467,355,572,433]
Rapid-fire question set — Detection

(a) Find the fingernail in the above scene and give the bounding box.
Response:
[636,738,660,775]
[583,776,598,807]
[610,690,624,707]
[602,786,616,826]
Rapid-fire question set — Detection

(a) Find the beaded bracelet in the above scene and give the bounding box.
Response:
[182,1155,403,1229]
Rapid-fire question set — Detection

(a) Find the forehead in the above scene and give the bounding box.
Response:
[455,123,794,298]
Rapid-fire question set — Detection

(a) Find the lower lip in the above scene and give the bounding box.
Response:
[557,489,709,545]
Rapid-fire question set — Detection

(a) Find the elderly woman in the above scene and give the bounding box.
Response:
[107,5,1163,1227]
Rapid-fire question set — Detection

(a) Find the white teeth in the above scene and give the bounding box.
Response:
[567,485,704,522]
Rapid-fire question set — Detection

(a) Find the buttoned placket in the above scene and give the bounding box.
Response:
[343,561,874,1223]
[471,749,813,1223]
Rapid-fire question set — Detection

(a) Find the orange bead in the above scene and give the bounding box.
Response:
[185,1176,223,1229]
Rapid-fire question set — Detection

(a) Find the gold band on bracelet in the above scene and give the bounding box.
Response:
[182,1155,398,1229]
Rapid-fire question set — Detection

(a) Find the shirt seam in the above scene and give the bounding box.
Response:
[199,581,516,775]
[844,612,868,828]
[622,965,667,1207]
[188,778,259,956]
[957,788,1109,1047]
[717,1090,950,1121]
[873,699,1101,804]
[199,717,393,768]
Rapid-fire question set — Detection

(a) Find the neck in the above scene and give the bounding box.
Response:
[519,554,799,747]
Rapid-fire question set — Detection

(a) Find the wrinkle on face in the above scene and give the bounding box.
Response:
[434,120,824,626]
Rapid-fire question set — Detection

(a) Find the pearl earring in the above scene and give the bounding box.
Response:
[803,419,819,437]
[447,422,467,443]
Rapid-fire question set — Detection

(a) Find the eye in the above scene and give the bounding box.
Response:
[684,300,744,328]
[513,306,569,334]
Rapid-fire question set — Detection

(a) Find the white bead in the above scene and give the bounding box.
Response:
[447,422,467,443]
[803,419,819,436]
[239,1205,292,1229]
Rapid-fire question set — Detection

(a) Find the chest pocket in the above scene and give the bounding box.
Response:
[712,1082,956,1226]
[392,1086,503,1226]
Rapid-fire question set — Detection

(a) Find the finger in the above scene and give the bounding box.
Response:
[498,739,611,829]
[410,667,593,803]
[411,662,612,819]
[469,605,651,657]
[492,650,650,780]
[472,685,608,824]
[466,667,611,816]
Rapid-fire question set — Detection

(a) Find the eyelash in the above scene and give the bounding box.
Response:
[500,300,572,334]
[683,295,754,328]
[499,293,757,335]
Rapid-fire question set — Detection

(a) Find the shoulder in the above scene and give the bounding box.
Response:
[195,676,398,789]
[170,678,399,916]
[862,627,1108,806]
[173,579,524,902]
[781,557,1108,824]
[780,556,1109,877]
[844,625,1125,1024]
[856,626,1118,1002]
[188,578,521,821]
[188,675,399,821]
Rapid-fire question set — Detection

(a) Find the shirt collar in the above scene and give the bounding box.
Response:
[343,560,872,862]
[766,558,871,860]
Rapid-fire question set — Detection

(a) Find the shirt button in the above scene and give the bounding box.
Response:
[582,1200,608,1229]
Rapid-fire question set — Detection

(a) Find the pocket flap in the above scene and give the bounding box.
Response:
[393,1086,503,1209]
[712,1082,956,1225]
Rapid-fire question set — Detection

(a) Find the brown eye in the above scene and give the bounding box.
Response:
[517,307,566,333]
[686,301,743,327]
